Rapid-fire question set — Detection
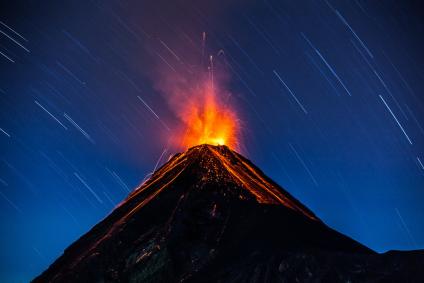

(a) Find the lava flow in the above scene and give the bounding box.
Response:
[32,144,424,282]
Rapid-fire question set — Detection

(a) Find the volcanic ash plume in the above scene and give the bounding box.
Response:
[178,74,239,150]
[150,37,241,151]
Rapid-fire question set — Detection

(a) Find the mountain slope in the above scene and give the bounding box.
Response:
[33,144,423,282]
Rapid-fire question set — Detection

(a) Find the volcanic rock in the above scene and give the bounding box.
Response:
[33,144,424,282]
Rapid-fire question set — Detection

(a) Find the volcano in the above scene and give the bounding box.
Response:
[33,144,423,282]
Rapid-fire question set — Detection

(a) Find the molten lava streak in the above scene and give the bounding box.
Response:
[180,83,239,149]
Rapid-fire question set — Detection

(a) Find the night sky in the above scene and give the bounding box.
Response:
[1,0,424,281]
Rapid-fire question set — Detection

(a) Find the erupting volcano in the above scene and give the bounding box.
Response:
[33,144,424,282]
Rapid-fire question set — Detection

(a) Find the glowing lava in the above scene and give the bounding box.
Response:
[180,81,239,150]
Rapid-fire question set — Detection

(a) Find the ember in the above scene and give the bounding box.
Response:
[180,82,239,149]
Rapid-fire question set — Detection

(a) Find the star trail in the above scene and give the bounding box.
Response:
[0,0,423,281]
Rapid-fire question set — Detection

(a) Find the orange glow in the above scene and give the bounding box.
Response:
[179,81,239,150]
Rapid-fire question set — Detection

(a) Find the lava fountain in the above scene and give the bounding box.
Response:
[180,77,239,150]
[152,34,241,151]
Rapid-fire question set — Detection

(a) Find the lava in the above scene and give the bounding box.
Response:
[151,33,241,151]
[180,84,239,149]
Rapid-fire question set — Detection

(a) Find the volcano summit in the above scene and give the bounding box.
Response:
[33,144,423,282]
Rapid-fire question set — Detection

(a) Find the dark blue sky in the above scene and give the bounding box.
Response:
[1,0,424,281]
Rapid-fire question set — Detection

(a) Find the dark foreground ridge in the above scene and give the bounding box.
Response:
[33,144,424,282]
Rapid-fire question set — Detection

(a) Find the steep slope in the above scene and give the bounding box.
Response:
[33,145,423,282]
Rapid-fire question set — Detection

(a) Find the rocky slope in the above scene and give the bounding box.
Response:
[33,144,424,282]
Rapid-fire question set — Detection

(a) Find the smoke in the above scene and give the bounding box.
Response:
[145,33,241,150]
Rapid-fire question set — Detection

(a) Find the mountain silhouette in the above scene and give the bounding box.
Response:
[33,144,424,282]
